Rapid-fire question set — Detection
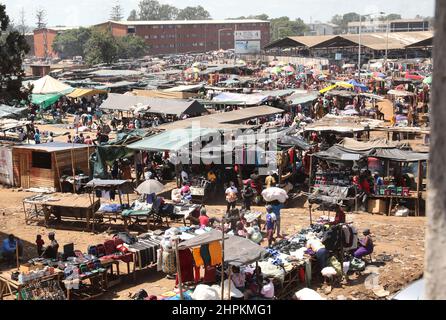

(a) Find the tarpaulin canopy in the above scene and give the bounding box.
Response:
[131,89,196,99]
[127,128,218,152]
[387,90,416,97]
[91,130,150,179]
[163,83,205,92]
[31,93,63,109]
[100,93,206,116]
[370,148,429,162]
[212,92,269,106]
[314,145,365,161]
[66,88,108,98]
[178,230,265,266]
[337,138,400,151]
[347,79,368,92]
[0,105,28,119]
[179,230,229,248]
[287,92,319,105]
[31,75,73,94]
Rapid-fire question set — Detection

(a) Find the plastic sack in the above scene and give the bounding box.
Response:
[261,187,288,203]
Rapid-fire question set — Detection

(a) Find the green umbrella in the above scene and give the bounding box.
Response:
[423,76,432,85]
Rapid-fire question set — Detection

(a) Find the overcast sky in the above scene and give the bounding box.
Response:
[2,0,435,28]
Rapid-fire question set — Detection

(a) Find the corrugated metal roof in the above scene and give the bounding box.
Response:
[127,128,219,152]
[13,142,88,152]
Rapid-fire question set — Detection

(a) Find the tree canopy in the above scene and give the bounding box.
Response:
[0,4,30,104]
[52,27,92,59]
[110,2,124,21]
[127,0,211,21]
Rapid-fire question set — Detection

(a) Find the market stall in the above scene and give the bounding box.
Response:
[22,193,100,229]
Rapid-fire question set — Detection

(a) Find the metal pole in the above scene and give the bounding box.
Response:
[358,14,362,79]
[174,238,184,300]
[385,18,389,64]
[220,223,225,300]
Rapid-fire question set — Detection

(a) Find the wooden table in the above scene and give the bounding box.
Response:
[369,193,421,216]
[23,193,100,230]
[0,271,63,300]
[65,270,107,300]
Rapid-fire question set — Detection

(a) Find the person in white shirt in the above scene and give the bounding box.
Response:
[225,181,238,213]
[181,170,189,184]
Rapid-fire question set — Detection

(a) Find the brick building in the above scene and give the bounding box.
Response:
[33,26,80,58]
[95,19,271,55]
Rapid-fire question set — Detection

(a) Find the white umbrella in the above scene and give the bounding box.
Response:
[136,179,164,194]
[261,187,288,203]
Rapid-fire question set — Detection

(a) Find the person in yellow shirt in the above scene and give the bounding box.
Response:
[207,170,217,183]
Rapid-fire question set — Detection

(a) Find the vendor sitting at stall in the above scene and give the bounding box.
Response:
[330,204,346,225]
[199,207,210,228]
[231,266,246,291]
[373,172,384,194]
[2,234,23,265]
[180,182,192,201]
[353,229,374,259]
[41,232,59,259]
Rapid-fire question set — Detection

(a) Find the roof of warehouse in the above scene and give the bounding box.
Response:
[265,31,433,51]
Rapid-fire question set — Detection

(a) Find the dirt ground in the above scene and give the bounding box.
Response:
[0,102,427,300]
[0,188,425,300]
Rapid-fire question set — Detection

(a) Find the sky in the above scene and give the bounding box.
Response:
[2,0,436,28]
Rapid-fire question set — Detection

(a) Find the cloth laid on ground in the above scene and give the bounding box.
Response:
[257,261,286,283]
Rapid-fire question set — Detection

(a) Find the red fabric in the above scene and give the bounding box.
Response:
[299,267,305,283]
[288,148,295,164]
[104,240,117,255]
[194,266,201,283]
[361,180,371,194]
[175,249,195,285]
[199,215,209,227]
[203,266,216,283]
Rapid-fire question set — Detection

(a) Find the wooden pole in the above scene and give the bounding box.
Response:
[70,145,76,194]
[54,152,63,192]
[220,222,225,301]
[174,238,184,300]
[416,160,422,217]
[16,240,20,270]
[227,266,232,300]
[308,154,313,193]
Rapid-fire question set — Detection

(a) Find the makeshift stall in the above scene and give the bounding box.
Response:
[85,179,134,231]
[22,193,100,230]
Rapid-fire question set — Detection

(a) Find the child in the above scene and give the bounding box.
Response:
[36,234,44,256]
[264,205,277,247]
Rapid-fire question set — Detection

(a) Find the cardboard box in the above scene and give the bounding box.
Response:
[368,199,387,214]
[19,263,40,273]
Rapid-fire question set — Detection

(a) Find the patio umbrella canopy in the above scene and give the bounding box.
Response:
[136,179,164,194]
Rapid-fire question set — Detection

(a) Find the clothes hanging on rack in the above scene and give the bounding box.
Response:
[175,249,195,285]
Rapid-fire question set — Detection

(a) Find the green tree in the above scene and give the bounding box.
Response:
[270,17,308,41]
[158,4,179,20]
[380,13,402,21]
[0,4,30,104]
[52,27,92,59]
[177,6,211,20]
[35,8,46,29]
[110,1,124,21]
[84,29,118,65]
[137,0,163,20]
[331,12,360,33]
[128,9,138,21]
[117,35,147,59]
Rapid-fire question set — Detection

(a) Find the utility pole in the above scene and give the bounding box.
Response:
[425,0,446,300]
[358,14,362,79]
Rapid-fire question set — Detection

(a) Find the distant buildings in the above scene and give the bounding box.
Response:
[305,22,340,36]
[347,18,430,34]
[32,19,271,58]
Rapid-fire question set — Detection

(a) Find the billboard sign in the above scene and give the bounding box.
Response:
[234,40,261,54]
[234,30,261,40]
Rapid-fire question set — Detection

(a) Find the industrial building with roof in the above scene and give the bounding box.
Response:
[264,31,433,62]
